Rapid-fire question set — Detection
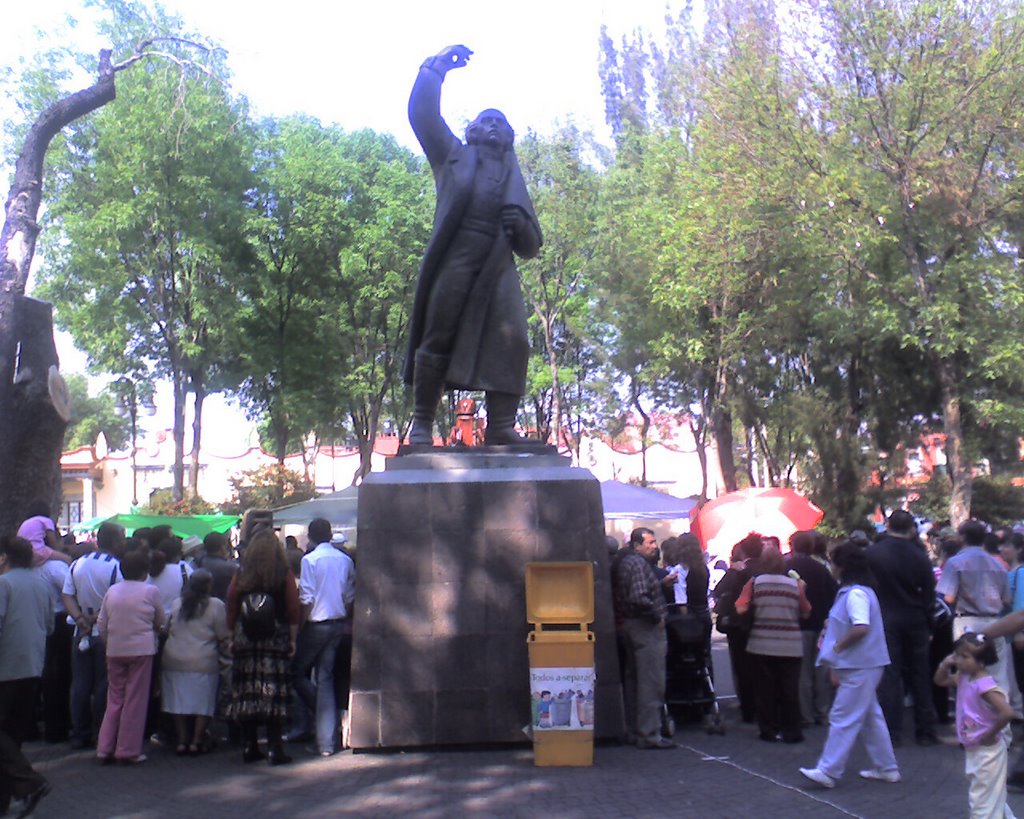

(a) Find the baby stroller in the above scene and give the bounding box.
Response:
[664,607,725,735]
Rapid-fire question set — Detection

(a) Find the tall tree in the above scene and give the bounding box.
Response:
[324,130,430,482]
[517,126,604,452]
[35,8,254,502]
[0,0,226,531]
[235,116,351,465]
[238,122,429,482]
[795,0,1024,524]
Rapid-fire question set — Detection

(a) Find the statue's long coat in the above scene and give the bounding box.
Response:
[403,65,542,394]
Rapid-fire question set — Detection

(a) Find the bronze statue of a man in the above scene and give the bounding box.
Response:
[404,44,543,446]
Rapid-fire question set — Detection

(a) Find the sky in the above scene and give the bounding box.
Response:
[1,0,684,455]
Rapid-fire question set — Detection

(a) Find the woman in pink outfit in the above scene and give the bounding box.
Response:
[97,548,165,763]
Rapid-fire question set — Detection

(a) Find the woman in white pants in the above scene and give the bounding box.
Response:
[800,541,901,789]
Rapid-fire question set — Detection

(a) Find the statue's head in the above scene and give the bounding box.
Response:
[466,109,514,151]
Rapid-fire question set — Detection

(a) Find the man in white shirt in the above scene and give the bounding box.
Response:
[292,518,355,756]
[61,522,124,750]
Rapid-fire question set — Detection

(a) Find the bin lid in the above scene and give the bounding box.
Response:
[525,562,594,625]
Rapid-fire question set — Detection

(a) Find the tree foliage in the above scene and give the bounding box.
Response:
[236,118,430,481]
[33,2,254,502]
[595,0,1024,528]
[12,0,1024,530]
[63,374,131,451]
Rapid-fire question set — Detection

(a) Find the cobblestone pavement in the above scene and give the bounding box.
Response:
[17,638,1024,818]
[19,706,1024,819]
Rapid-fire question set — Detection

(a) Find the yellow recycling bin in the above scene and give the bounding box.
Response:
[526,561,595,767]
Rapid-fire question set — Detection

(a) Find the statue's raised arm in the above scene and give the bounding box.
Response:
[409,45,473,166]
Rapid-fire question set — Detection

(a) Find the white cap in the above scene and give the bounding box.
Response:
[182,535,204,555]
[330,531,348,546]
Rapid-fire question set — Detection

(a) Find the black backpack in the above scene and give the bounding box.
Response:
[240,591,276,641]
[713,572,753,636]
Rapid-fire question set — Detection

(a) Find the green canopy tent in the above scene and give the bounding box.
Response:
[71,513,239,540]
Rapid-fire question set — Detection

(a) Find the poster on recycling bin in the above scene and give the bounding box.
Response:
[530,667,595,731]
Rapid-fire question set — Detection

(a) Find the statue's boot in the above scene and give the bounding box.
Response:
[483,390,532,445]
[407,351,448,445]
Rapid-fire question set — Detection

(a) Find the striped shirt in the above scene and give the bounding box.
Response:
[741,574,807,658]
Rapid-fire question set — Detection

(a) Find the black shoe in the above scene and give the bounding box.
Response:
[267,749,292,766]
[16,782,51,819]
[759,732,779,743]
[242,744,265,763]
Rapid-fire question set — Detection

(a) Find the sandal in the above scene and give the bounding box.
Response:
[176,745,188,756]
[188,744,201,756]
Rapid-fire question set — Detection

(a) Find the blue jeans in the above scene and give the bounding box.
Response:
[70,637,108,746]
[292,621,346,754]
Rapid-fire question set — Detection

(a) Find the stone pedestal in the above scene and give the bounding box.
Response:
[349,449,624,748]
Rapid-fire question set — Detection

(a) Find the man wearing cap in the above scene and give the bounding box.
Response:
[404,43,543,446]
[291,518,355,756]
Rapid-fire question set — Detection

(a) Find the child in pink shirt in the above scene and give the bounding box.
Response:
[17,501,71,568]
[97,548,165,763]
[935,632,1017,819]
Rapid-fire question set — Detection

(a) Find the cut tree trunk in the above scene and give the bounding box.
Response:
[0,52,116,534]
[0,298,71,533]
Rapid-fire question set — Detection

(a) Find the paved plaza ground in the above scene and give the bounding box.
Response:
[17,642,1024,818]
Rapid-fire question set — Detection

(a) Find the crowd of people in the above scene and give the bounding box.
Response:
[6,499,1024,817]
[610,514,1024,819]
[0,509,355,818]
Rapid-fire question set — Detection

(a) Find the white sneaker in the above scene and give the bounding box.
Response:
[799,767,836,788]
[859,768,901,783]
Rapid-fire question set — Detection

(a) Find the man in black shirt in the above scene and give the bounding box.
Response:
[866,510,938,746]
[786,531,838,725]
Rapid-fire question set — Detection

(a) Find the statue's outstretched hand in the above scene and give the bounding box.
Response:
[434,44,473,72]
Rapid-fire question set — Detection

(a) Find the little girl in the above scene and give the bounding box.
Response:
[935,632,1017,819]
[97,548,165,764]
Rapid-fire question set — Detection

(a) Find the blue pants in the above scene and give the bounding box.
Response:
[815,666,898,781]
[70,637,108,746]
[292,621,348,754]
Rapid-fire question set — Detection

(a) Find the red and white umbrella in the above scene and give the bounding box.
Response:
[690,487,824,555]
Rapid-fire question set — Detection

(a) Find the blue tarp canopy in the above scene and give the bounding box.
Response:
[599,480,697,521]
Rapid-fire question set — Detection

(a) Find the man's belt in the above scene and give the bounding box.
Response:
[955,612,998,618]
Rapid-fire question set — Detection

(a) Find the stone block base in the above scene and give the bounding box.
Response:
[349,451,623,748]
